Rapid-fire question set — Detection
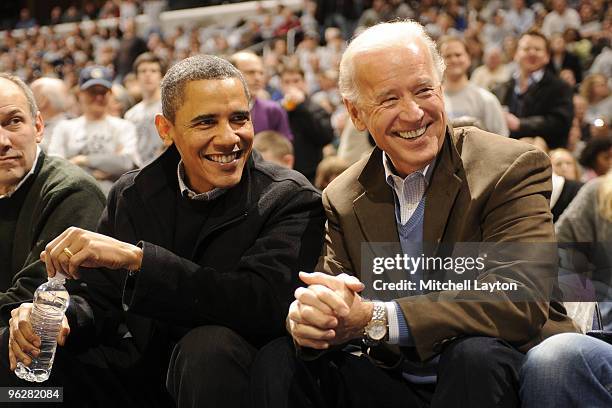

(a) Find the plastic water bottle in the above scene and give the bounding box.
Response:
[14,276,69,382]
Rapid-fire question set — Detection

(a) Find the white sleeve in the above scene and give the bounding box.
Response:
[480,88,509,137]
[47,120,68,158]
[541,16,552,38]
[118,119,142,168]
[569,10,581,29]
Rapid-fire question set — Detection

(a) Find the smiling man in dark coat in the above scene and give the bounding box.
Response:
[5,55,325,408]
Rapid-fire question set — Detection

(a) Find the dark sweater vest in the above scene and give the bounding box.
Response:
[0,157,43,291]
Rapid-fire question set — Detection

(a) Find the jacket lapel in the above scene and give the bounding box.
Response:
[424,127,464,251]
[354,147,400,245]
[525,71,548,100]
[127,145,181,248]
[188,154,253,259]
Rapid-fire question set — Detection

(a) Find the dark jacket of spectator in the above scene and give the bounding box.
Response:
[494,70,574,149]
[548,51,583,84]
[287,98,335,182]
[315,0,360,24]
[114,35,148,82]
[552,179,583,223]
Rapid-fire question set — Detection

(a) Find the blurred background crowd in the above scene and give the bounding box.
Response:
[0,0,609,201]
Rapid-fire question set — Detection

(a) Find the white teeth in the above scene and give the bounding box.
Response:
[207,152,239,163]
[397,126,427,139]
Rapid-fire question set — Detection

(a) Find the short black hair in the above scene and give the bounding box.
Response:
[579,137,612,169]
[160,54,250,123]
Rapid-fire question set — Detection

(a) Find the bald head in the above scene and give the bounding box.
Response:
[229,52,265,94]
[30,77,69,118]
[339,20,445,104]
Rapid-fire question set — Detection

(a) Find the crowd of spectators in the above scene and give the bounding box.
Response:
[0,0,610,190]
[11,0,144,30]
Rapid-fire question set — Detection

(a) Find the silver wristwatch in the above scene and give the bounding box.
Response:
[363,302,388,346]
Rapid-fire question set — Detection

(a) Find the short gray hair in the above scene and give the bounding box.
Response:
[30,77,68,112]
[161,54,251,123]
[339,20,445,105]
[0,72,38,119]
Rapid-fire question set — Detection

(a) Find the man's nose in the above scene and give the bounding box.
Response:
[215,121,241,146]
[0,131,12,153]
[398,97,425,123]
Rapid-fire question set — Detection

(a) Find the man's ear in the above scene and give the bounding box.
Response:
[34,111,44,143]
[343,98,367,132]
[155,114,174,146]
[282,153,295,169]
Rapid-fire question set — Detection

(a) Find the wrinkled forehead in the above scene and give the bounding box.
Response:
[352,42,436,89]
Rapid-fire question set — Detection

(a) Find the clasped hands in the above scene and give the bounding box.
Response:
[288,272,373,350]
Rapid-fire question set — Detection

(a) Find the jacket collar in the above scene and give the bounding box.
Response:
[423,126,464,247]
[511,68,554,97]
[124,145,254,249]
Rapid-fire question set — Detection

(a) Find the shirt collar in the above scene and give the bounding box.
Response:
[550,172,565,208]
[0,146,41,200]
[382,151,435,225]
[382,152,433,190]
[176,160,227,201]
[513,68,545,94]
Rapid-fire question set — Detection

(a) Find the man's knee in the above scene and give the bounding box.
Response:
[251,337,299,389]
[441,336,522,376]
[523,333,597,376]
[167,326,256,407]
[170,325,253,372]
[254,336,296,370]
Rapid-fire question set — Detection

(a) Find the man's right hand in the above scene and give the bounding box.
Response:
[7,303,70,371]
[40,227,143,279]
[287,272,369,349]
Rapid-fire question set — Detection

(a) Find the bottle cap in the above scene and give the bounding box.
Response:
[49,272,68,283]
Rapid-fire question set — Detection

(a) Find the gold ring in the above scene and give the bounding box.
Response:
[63,248,74,259]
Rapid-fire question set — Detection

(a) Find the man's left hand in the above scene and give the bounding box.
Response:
[290,272,373,347]
[69,155,88,167]
[91,169,112,180]
[505,112,520,131]
[40,227,143,279]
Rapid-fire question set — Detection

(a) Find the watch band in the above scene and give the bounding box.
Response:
[363,301,388,346]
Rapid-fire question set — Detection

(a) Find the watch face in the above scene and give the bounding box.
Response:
[367,322,387,341]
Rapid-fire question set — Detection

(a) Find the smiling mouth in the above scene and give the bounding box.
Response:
[394,125,428,140]
[204,150,243,164]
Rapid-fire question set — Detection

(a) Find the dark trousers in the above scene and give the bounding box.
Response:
[251,336,525,408]
[1,324,257,408]
[166,325,257,408]
[0,327,173,408]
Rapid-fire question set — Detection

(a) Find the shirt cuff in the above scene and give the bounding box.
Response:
[385,301,414,346]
